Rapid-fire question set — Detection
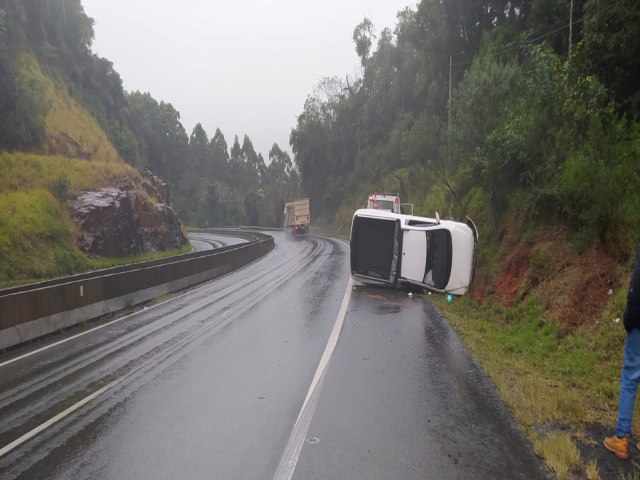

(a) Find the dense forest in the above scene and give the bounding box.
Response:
[291,0,640,256]
[2,2,640,473]
[0,0,638,263]
[0,0,300,230]
[291,0,639,265]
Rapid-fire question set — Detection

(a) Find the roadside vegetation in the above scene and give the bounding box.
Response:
[0,1,302,232]
[436,283,632,479]
[288,1,639,478]
[0,1,301,284]
[1,1,639,476]
[0,152,185,285]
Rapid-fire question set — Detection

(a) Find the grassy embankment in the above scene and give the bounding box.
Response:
[420,185,639,479]
[434,292,628,478]
[0,53,185,286]
[0,153,187,286]
[426,223,639,480]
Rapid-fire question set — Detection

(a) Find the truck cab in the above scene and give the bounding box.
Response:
[366,193,413,215]
[367,193,401,213]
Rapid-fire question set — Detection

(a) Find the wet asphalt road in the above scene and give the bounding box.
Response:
[188,231,248,252]
[0,233,547,479]
[292,287,546,479]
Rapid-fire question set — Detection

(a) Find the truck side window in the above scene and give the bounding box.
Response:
[423,229,452,289]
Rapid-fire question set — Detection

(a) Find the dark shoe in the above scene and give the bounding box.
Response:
[604,435,629,460]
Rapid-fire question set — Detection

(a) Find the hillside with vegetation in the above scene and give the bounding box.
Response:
[1,0,640,476]
[287,0,640,477]
[0,0,300,284]
[0,3,189,283]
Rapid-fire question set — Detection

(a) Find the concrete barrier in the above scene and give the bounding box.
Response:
[0,231,274,350]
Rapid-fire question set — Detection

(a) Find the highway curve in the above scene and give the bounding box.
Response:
[0,232,547,479]
[188,231,248,252]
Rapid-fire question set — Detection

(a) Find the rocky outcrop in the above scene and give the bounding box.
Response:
[140,168,170,204]
[72,184,187,258]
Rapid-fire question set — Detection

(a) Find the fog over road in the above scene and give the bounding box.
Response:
[0,233,546,479]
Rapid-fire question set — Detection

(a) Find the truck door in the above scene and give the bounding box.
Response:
[400,230,427,283]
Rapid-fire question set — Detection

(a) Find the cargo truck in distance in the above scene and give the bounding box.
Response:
[284,198,310,236]
[350,209,478,296]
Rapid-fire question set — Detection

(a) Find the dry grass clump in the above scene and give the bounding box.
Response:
[532,431,581,479]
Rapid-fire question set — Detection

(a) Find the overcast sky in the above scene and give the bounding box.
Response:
[81,0,413,160]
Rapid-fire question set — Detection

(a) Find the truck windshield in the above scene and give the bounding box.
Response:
[368,200,395,211]
[423,229,452,290]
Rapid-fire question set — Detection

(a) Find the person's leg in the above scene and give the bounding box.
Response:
[617,328,640,438]
[604,329,640,459]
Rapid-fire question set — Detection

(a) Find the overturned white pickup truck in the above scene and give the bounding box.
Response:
[350,209,478,296]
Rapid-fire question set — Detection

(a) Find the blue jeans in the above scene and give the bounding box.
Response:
[617,328,640,437]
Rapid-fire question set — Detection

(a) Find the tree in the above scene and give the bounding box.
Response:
[578,0,640,118]
[189,123,210,174]
[290,95,333,217]
[263,143,299,226]
[361,27,404,145]
[210,128,229,179]
[412,0,450,120]
[241,134,265,185]
[525,0,584,55]
[126,91,188,185]
[353,17,376,67]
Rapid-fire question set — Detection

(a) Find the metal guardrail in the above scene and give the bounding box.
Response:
[0,230,274,350]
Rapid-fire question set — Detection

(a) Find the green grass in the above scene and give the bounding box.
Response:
[0,152,185,285]
[0,189,86,281]
[433,293,630,477]
[0,151,136,193]
[0,152,139,283]
[16,49,122,164]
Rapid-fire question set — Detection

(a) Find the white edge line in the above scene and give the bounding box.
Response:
[295,276,353,423]
[0,377,122,458]
[0,232,310,368]
[0,266,241,369]
[273,276,353,480]
[273,370,327,480]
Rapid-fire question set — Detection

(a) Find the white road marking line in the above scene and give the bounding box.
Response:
[0,272,227,369]
[273,370,327,480]
[0,377,123,458]
[296,276,353,423]
[273,276,353,480]
[0,236,351,467]
[0,235,325,368]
